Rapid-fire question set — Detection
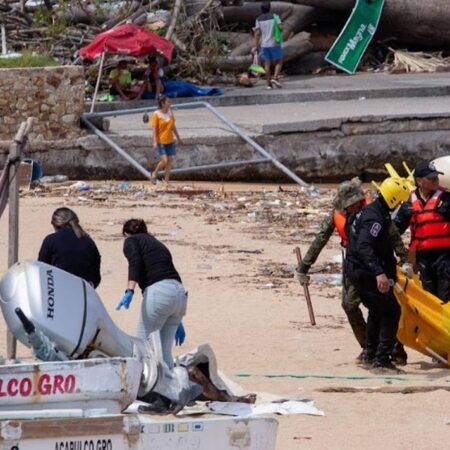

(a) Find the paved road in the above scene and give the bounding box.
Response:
[107,94,450,139]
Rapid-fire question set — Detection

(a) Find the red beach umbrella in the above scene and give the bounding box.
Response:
[80,23,174,62]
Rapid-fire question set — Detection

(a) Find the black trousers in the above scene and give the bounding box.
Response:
[350,275,401,364]
[417,251,450,303]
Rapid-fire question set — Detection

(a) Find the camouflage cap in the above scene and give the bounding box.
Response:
[333,179,365,211]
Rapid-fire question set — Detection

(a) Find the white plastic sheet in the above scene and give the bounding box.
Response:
[207,399,324,417]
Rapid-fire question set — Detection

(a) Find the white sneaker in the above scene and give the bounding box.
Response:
[271,79,282,88]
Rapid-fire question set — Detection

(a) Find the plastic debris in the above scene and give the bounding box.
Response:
[40,175,69,183]
[70,181,92,192]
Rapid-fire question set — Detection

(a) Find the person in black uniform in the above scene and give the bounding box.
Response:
[394,161,450,302]
[116,218,187,369]
[38,207,101,288]
[345,177,411,371]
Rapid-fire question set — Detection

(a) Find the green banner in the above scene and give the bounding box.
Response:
[325,0,385,74]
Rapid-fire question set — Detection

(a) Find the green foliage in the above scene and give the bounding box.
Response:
[0,53,58,68]
[34,1,68,38]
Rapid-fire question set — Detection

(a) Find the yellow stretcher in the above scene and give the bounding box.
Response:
[394,269,450,365]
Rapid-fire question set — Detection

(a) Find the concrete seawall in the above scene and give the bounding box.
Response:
[3,72,450,182]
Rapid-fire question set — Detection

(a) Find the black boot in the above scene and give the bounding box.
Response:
[391,342,408,366]
[355,348,375,367]
[370,359,404,374]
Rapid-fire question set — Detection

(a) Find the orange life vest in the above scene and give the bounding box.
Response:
[333,210,349,247]
[333,196,371,247]
[410,189,450,251]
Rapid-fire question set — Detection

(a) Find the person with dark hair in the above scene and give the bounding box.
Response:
[254,1,284,89]
[109,60,138,100]
[149,95,182,185]
[394,161,450,302]
[116,219,187,368]
[38,207,101,288]
[139,55,164,99]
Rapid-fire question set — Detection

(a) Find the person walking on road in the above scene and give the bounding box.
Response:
[345,177,411,372]
[38,207,101,288]
[296,179,409,364]
[394,161,450,303]
[116,219,186,369]
[150,95,182,185]
[254,1,283,89]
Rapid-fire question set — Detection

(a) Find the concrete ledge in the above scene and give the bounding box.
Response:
[87,73,450,111]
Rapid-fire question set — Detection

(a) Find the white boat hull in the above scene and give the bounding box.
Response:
[0,358,141,414]
[0,414,278,450]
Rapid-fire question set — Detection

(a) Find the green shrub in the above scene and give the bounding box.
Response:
[0,53,58,68]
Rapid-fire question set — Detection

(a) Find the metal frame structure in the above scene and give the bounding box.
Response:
[81,101,308,187]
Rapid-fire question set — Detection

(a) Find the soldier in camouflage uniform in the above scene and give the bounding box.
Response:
[296,180,410,362]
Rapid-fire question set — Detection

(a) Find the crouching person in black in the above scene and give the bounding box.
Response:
[345,177,411,372]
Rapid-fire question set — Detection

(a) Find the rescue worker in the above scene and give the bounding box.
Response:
[296,179,410,364]
[345,177,411,371]
[394,161,450,302]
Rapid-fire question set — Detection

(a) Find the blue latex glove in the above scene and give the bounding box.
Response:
[175,323,186,346]
[116,289,134,310]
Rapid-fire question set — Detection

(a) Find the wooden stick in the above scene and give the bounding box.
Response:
[165,0,182,41]
[1,24,6,55]
[90,50,105,114]
[294,247,316,326]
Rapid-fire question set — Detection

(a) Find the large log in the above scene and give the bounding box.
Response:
[225,2,318,57]
[291,0,450,48]
[194,31,313,71]
[223,2,317,29]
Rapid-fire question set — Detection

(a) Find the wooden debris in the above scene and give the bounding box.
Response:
[389,48,450,74]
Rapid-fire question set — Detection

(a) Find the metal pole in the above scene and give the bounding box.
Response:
[201,102,308,187]
[83,101,309,187]
[164,158,270,175]
[6,118,34,360]
[80,116,152,179]
[83,102,196,120]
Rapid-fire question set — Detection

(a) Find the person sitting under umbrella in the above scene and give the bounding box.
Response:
[138,55,165,99]
[109,59,139,100]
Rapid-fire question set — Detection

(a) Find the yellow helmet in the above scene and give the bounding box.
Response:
[372,177,411,209]
[384,162,415,191]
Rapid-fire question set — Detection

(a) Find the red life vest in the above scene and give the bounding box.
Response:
[333,197,371,247]
[410,189,450,251]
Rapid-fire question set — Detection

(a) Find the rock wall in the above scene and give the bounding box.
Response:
[0,66,85,141]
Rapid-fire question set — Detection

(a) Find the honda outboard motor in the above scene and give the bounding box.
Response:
[0,261,201,408]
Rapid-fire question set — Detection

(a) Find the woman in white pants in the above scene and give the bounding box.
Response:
[116,218,186,369]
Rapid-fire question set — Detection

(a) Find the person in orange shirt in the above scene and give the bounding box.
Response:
[150,95,182,185]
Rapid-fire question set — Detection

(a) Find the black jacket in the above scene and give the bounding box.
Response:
[38,228,101,288]
[123,233,181,291]
[346,197,397,280]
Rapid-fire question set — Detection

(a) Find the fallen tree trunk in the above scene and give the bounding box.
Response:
[194,31,313,71]
[223,1,317,30]
[215,31,252,48]
[225,2,318,57]
[291,0,450,48]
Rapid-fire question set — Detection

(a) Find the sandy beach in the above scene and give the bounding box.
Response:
[1,180,449,449]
